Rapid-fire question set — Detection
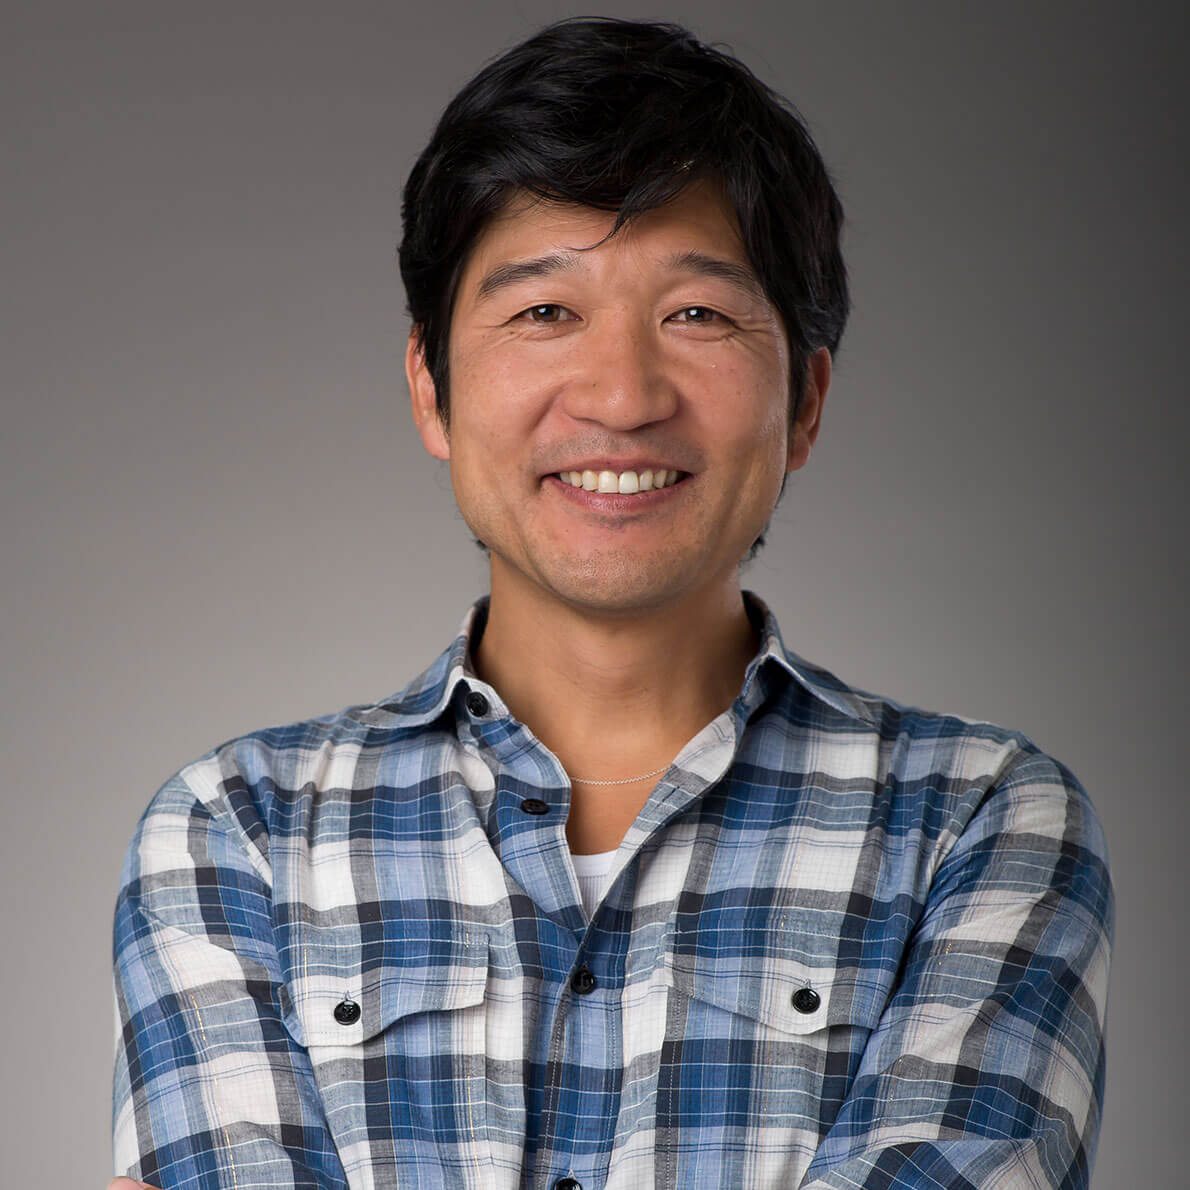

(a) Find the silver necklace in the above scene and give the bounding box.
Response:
[568,762,671,786]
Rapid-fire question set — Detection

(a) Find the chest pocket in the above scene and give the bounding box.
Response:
[651,916,890,1186]
[658,944,883,1036]
[278,927,493,1188]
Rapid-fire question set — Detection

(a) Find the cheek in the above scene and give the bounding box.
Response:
[706,368,789,456]
[453,349,542,437]
[716,400,790,513]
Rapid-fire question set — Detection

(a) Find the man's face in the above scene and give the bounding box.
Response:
[408,178,826,618]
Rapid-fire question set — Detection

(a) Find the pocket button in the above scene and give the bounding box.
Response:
[333,998,361,1025]
[792,986,820,1014]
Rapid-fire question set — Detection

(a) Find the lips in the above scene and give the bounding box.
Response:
[543,471,692,512]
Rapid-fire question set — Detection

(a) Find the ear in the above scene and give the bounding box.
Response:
[406,327,450,461]
[786,347,831,473]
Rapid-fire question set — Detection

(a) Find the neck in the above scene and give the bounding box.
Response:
[472,565,759,780]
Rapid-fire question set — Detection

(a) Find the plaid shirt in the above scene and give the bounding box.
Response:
[113,591,1113,1189]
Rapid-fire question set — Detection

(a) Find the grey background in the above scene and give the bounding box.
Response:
[2,1,1184,1184]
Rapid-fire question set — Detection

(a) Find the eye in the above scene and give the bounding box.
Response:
[670,306,729,325]
[516,303,577,324]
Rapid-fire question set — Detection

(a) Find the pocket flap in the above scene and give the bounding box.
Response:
[659,948,885,1037]
[279,928,488,1047]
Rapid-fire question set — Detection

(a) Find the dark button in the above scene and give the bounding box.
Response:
[333,998,361,1025]
[555,1179,582,1190]
[571,965,597,995]
[520,797,550,815]
[792,986,821,1014]
[465,690,489,717]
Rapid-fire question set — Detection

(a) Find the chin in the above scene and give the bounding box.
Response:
[539,559,696,616]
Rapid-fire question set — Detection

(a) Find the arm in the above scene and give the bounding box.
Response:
[800,748,1113,1189]
[113,771,349,1188]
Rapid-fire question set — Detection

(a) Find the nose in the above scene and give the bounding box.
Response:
[560,314,679,431]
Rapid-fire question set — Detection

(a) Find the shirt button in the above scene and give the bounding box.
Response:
[571,965,597,995]
[555,1179,582,1190]
[792,986,821,1014]
[333,999,361,1025]
[465,690,489,717]
[520,797,550,815]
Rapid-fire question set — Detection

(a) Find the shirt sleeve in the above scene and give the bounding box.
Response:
[112,770,349,1189]
[798,747,1114,1190]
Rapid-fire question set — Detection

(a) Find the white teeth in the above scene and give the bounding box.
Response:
[559,468,683,492]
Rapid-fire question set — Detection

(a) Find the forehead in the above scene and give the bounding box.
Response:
[457,178,750,288]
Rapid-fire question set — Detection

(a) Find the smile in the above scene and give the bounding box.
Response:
[544,469,692,514]
[553,468,688,494]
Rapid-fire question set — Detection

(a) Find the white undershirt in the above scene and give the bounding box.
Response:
[570,848,618,916]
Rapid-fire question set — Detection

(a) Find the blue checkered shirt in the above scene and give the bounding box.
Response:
[113,591,1113,1188]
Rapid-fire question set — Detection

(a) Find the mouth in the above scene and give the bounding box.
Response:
[547,467,690,495]
[542,467,693,513]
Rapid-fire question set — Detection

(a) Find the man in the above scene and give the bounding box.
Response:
[110,17,1112,1190]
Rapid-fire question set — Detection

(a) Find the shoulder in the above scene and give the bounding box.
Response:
[776,659,1109,880]
[847,683,1111,905]
[127,694,442,887]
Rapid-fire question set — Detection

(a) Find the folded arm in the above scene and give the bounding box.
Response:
[800,748,1114,1189]
[112,772,348,1188]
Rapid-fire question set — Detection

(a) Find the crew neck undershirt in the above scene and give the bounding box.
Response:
[570,847,618,915]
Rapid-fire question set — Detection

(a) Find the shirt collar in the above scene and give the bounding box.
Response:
[349,590,875,729]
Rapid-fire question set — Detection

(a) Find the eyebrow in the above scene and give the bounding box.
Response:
[663,249,767,302]
[473,252,582,303]
[472,247,767,305]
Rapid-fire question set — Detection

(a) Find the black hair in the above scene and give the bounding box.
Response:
[398,16,848,562]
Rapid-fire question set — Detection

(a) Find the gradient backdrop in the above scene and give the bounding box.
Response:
[2,2,1184,1184]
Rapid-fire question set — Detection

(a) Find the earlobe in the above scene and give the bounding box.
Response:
[406,329,451,461]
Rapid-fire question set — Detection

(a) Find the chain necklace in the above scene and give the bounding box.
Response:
[568,762,671,786]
